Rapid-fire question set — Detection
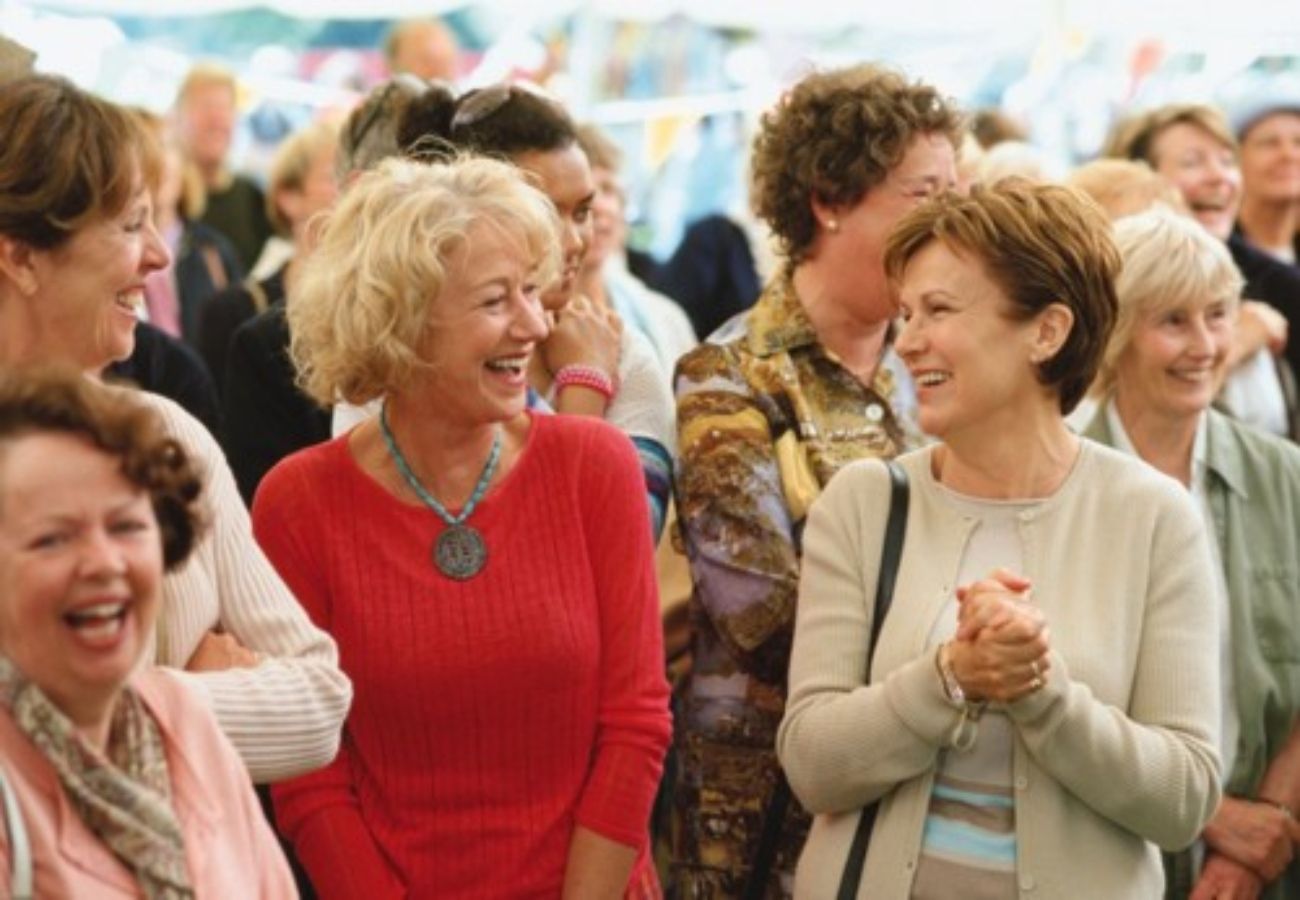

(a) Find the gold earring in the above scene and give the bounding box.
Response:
[826,219,840,233]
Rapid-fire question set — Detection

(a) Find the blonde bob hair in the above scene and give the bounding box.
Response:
[267,120,340,235]
[1093,207,1244,399]
[290,155,561,406]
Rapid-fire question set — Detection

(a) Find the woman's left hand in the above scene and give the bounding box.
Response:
[955,568,1034,641]
[1190,851,1264,900]
[1203,796,1300,883]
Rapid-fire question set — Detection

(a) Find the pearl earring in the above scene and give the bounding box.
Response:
[827,219,840,233]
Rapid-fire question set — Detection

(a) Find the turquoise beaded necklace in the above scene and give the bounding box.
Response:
[379,403,501,580]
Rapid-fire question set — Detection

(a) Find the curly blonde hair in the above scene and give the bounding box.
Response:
[750,63,963,266]
[289,156,561,406]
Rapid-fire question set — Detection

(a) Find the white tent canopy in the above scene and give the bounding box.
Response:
[14,0,1299,38]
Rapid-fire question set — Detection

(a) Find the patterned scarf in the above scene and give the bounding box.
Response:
[0,656,194,899]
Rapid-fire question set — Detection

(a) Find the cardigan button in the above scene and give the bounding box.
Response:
[1019,874,1036,891]
[1014,776,1028,790]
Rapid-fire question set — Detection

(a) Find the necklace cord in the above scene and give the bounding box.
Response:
[378,405,502,526]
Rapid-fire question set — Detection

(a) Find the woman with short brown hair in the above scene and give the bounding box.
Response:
[780,180,1221,899]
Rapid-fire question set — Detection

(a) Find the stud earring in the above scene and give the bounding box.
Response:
[827,219,840,233]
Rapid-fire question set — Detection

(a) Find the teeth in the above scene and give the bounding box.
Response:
[116,291,144,311]
[486,357,526,373]
[916,372,949,387]
[66,601,126,624]
[73,617,125,641]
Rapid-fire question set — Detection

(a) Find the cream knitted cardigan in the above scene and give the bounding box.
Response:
[139,391,351,783]
[778,440,1222,900]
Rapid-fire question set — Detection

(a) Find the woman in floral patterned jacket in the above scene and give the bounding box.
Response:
[669,63,963,898]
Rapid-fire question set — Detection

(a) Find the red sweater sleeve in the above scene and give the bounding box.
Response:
[571,423,673,847]
[252,454,404,899]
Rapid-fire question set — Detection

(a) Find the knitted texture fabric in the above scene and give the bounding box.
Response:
[253,412,671,897]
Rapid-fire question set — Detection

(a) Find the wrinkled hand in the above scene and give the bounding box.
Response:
[1236,301,1289,360]
[185,630,260,672]
[1204,797,1300,883]
[949,569,1050,704]
[1190,851,1264,900]
[542,294,623,377]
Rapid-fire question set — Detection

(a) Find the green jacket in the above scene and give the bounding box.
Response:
[1086,406,1300,899]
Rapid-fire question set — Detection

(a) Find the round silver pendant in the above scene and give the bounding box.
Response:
[433,524,487,580]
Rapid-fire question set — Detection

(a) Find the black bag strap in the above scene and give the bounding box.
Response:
[836,460,910,900]
[744,461,910,900]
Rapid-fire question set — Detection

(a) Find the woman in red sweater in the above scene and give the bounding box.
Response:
[251,155,671,897]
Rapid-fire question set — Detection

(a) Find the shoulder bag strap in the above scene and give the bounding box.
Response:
[0,764,33,900]
[836,460,910,900]
[744,460,909,900]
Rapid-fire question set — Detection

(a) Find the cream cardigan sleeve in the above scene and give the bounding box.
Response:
[141,391,352,783]
[1002,469,1222,851]
[778,460,963,815]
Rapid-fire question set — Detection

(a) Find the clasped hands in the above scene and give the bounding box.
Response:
[946,567,1052,706]
[1191,799,1300,900]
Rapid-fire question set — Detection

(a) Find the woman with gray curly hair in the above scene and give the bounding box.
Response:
[670,63,963,897]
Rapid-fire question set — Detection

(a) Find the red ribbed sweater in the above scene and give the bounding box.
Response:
[252,412,671,898]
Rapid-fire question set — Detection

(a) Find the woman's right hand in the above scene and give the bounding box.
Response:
[949,569,1051,704]
[185,630,261,672]
[542,294,623,378]
[1190,852,1264,900]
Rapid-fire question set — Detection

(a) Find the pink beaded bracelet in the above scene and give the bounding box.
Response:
[553,364,617,402]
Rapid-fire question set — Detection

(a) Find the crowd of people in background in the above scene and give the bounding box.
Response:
[1,14,1300,900]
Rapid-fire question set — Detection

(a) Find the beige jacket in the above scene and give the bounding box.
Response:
[777,441,1222,899]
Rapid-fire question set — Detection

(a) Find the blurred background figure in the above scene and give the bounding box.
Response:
[1066,157,1187,220]
[576,122,697,380]
[384,18,459,82]
[648,213,763,342]
[970,106,1030,150]
[1106,103,1300,439]
[198,119,339,395]
[173,63,274,274]
[135,109,242,345]
[0,34,34,82]
[1233,97,1300,265]
[974,139,1061,185]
